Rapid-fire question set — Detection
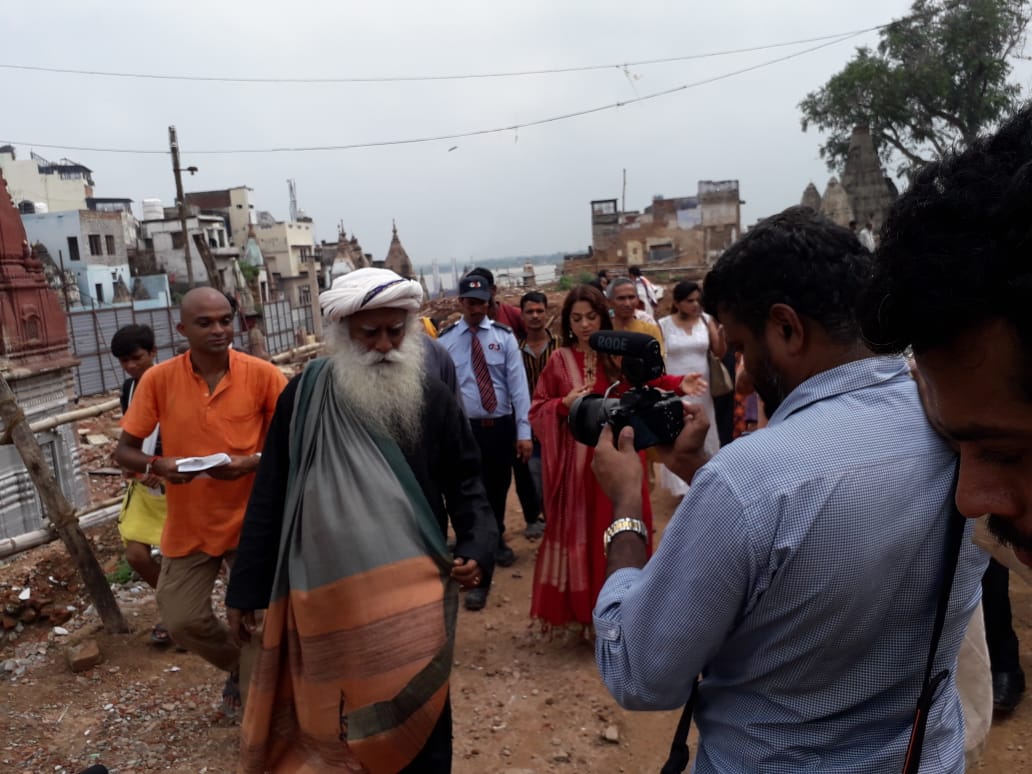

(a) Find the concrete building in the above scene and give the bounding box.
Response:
[0,146,93,213]
[20,209,133,308]
[255,215,315,304]
[0,169,87,540]
[140,209,241,294]
[184,186,254,249]
[566,180,741,277]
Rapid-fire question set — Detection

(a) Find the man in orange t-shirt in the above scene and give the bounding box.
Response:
[116,288,286,713]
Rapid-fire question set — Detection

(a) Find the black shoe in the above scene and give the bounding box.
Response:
[464,588,488,611]
[496,544,516,567]
[992,669,1026,713]
[523,521,545,540]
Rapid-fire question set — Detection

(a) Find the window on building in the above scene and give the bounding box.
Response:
[105,235,116,255]
[218,230,226,248]
[67,236,80,262]
[171,232,184,250]
[95,283,105,303]
[88,234,102,256]
[218,269,227,287]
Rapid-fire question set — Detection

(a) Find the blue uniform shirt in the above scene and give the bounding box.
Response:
[594,356,985,773]
[440,317,531,441]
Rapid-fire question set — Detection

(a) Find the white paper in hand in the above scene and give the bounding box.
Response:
[176,453,232,473]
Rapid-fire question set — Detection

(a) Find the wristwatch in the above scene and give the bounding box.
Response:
[603,518,649,556]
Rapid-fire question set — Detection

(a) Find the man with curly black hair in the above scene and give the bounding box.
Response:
[590,206,986,772]
[859,105,1032,570]
[860,104,1032,718]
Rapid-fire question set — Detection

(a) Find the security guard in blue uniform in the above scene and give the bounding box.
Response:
[440,275,533,611]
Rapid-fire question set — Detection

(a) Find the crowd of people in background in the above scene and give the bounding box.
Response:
[91,105,1032,773]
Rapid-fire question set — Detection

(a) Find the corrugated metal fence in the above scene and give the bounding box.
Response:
[67,299,316,397]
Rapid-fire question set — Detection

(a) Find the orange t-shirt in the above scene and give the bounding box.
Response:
[121,349,287,558]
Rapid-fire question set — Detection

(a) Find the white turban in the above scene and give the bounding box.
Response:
[319,267,424,322]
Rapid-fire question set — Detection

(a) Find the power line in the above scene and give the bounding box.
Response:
[0,26,884,85]
[0,30,867,157]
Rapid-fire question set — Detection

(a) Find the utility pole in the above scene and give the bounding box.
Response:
[169,126,196,287]
[306,255,323,340]
[621,168,627,214]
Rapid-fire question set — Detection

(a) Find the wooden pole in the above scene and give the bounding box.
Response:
[0,373,128,633]
[169,125,195,288]
[307,257,323,340]
[191,232,223,292]
[0,397,120,439]
[0,498,122,561]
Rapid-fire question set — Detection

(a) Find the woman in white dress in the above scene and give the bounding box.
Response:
[657,280,726,496]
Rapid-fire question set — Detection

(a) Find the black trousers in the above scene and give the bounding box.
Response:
[469,416,514,587]
[982,557,1022,673]
[713,349,737,447]
[400,696,452,773]
[512,440,542,525]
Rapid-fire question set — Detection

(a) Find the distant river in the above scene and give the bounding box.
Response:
[425,264,559,295]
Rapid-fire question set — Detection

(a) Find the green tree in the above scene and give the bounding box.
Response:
[800,0,1030,175]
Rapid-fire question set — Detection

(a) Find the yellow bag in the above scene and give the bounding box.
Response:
[117,480,167,547]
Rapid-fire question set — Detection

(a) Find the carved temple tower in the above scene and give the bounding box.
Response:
[0,169,87,539]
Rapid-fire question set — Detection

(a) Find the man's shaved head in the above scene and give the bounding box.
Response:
[177,287,235,356]
[180,287,232,321]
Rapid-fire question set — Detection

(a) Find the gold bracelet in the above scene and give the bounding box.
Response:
[603,517,648,556]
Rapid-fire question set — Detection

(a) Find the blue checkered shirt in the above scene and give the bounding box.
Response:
[594,357,986,773]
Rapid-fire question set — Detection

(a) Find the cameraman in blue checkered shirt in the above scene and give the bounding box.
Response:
[590,207,985,773]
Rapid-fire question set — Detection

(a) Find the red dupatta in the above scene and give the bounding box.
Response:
[529,347,653,629]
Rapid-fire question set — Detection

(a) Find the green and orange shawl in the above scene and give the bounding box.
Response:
[240,358,457,773]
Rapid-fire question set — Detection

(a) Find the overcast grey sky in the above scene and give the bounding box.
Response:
[3,1,1030,263]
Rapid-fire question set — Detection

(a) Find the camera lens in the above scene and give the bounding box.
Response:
[568,394,618,447]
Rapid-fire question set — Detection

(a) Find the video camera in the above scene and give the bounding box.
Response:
[568,330,684,451]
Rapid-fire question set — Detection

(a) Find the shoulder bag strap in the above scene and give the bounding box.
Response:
[660,677,699,774]
[660,463,967,774]
[901,462,967,774]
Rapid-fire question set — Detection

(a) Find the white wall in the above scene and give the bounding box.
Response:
[0,153,88,212]
[256,221,314,277]
[21,209,84,272]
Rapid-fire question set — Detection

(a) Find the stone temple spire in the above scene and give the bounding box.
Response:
[383,220,414,279]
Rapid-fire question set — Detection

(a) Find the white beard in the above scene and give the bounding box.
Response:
[328,320,426,449]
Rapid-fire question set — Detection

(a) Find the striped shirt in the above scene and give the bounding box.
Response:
[517,332,558,395]
[594,356,985,773]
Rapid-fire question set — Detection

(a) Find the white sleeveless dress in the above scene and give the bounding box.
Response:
[657,314,720,496]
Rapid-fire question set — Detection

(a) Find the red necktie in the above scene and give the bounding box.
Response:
[469,327,498,413]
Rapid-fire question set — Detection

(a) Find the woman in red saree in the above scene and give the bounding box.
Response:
[530,285,701,630]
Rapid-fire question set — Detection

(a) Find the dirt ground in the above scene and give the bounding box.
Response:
[0,481,1029,773]
[1,310,1030,773]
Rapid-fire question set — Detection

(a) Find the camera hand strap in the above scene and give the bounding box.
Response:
[901,462,966,774]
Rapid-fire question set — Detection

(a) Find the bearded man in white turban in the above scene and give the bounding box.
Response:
[227,267,497,773]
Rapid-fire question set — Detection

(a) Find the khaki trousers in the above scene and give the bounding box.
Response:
[156,551,240,673]
[959,601,992,771]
